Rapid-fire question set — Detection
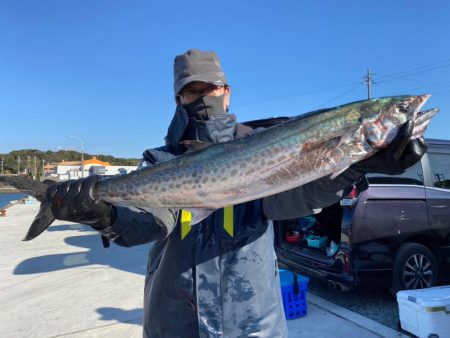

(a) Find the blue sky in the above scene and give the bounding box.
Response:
[1,1,449,158]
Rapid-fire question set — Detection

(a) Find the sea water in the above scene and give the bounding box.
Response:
[0,193,27,208]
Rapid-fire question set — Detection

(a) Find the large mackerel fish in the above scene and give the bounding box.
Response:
[0,95,438,240]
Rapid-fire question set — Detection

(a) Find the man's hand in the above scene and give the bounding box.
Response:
[352,120,427,175]
[48,175,113,230]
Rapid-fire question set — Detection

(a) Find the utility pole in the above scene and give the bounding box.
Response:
[364,69,374,99]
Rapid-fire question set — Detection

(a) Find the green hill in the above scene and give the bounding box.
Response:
[0,149,139,175]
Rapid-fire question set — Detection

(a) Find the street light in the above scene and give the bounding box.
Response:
[67,134,85,178]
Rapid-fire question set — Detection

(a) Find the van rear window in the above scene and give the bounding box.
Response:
[366,161,423,185]
[428,152,450,189]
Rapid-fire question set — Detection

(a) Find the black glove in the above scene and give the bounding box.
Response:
[352,120,427,175]
[49,175,113,230]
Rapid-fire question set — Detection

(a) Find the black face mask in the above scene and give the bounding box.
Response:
[181,115,236,145]
[165,107,236,155]
[182,94,227,120]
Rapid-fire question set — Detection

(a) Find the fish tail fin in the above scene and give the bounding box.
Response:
[23,201,56,241]
[0,176,57,240]
[0,176,51,202]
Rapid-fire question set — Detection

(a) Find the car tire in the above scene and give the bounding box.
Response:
[391,242,438,294]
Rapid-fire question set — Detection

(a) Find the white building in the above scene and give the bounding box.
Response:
[52,157,137,180]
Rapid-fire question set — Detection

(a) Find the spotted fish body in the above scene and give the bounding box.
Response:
[98,95,433,210]
[0,95,437,240]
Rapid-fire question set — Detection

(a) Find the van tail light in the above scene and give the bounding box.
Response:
[344,254,350,273]
[340,185,360,206]
[349,186,358,199]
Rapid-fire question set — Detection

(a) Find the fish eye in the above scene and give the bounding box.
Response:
[396,103,409,113]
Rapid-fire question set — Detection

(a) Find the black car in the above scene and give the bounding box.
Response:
[274,138,450,293]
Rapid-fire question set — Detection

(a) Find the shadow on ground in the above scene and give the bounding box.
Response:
[97,307,144,326]
[14,224,151,276]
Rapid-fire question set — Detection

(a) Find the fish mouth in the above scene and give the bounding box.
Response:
[407,94,431,118]
[412,107,439,139]
[393,94,430,121]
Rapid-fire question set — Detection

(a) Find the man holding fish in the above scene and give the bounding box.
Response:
[13,50,429,337]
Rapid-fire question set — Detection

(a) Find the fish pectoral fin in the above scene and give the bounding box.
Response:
[337,127,358,147]
[329,166,350,180]
[187,208,216,225]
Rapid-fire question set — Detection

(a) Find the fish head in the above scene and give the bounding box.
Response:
[361,94,430,149]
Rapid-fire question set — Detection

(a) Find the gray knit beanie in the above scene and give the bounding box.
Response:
[173,49,227,96]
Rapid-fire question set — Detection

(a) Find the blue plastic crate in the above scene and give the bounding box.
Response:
[279,269,309,319]
[306,235,328,248]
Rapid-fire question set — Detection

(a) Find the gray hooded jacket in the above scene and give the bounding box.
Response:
[106,115,364,337]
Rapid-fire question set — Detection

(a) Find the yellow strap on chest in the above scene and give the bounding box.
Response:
[180,206,234,239]
[181,210,192,240]
[223,205,234,237]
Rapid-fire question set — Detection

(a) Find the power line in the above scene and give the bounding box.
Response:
[392,78,450,87]
[233,80,362,108]
[319,84,361,108]
[385,78,450,93]
[376,58,450,84]
[233,59,450,108]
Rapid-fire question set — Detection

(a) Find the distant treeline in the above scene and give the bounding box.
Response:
[0,149,140,175]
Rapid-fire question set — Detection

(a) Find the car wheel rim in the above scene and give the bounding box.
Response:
[403,254,433,289]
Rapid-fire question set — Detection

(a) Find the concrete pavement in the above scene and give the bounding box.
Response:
[0,202,408,337]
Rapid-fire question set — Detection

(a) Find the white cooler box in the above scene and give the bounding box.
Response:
[397,286,450,338]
